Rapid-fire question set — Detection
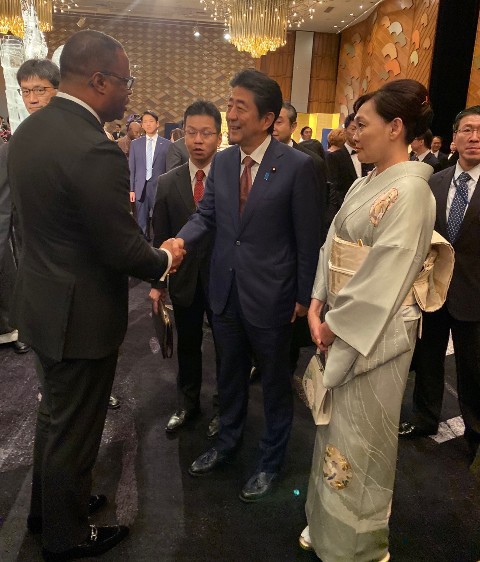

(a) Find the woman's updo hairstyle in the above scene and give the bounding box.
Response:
[353,79,434,144]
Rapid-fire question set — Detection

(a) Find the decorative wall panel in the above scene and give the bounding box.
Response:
[46,15,254,132]
[335,0,439,122]
[255,32,295,102]
[308,32,340,113]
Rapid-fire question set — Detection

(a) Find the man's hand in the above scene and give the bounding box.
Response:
[318,322,336,352]
[149,287,167,314]
[130,191,135,203]
[160,237,186,270]
[290,302,308,323]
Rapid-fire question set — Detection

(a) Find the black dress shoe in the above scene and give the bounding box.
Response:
[239,471,278,502]
[42,525,129,561]
[13,340,30,354]
[28,495,107,534]
[188,447,231,476]
[398,421,432,439]
[165,408,199,433]
[108,395,121,410]
[206,414,220,439]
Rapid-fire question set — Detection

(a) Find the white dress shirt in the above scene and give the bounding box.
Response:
[56,92,101,123]
[145,133,158,161]
[345,142,361,178]
[446,162,480,220]
[239,134,272,183]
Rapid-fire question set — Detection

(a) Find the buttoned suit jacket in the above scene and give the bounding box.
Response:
[434,150,449,169]
[166,137,189,171]
[129,134,170,197]
[152,162,213,307]
[8,96,168,361]
[429,166,480,321]
[177,139,320,329]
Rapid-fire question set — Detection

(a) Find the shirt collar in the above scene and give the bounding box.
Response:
[287,139,294,147]
[56,92,101,123]
[189,160,212,183]
[416,149,431,161]
[454,161,480,185]
[345,142,356,155]
[240,134,272,165]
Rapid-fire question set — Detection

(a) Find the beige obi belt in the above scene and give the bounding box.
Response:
[328,231,454,312]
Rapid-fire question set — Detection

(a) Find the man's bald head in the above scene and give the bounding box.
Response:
[60,30,124,81]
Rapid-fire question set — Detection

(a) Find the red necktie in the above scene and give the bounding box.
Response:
[194,169,205,206]
[239,156,255,214]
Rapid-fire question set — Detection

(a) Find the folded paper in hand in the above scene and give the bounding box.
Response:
[152,301,174,359]
[302,353,332,425]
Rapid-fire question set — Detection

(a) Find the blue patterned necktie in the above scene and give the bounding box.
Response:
[146,137,153,181]
[447,171,471,242]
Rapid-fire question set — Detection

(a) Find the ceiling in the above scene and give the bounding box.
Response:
[60,0,383,34]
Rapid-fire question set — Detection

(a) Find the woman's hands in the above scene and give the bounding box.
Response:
[308,298,336,352]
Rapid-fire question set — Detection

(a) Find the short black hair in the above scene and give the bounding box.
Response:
[282,102,297,125]
[17,59,60,88]
[344,113,355,129]
[300,126,312,135]
[432,135,442,141]
[230,69,282,135]
[453,106,480,132]
[60,30,124,80]
[415,129,433,149]
[184,100,222,133]
[142,110,159,122]
[353,79,433,144]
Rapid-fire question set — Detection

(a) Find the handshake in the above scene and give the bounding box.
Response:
[160,238,186,271]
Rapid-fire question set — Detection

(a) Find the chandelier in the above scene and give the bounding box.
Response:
[0,0,78,38]
[200,0,319,58]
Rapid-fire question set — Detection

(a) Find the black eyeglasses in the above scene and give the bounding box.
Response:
[99,70,135,90]
[18,86,56,97]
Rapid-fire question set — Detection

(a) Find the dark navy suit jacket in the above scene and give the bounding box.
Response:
[177,138,320,329]
[129,134,170,197]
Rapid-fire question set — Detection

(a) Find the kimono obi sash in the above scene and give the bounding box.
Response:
[328,231,454,312]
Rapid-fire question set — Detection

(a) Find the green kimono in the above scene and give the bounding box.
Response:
[305,161,436,562]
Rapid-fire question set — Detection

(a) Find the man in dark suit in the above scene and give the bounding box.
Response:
[175,70,320,501]
[399,106,480,464]
[431,135,449,168]
[410,129,442,173]
[129,110,170,237]
[273,101,328,372]
[8,30,184,561]
[0,59,61,355]
[326,113,373,224]
[151,100,222,438]
[166,135,189,170]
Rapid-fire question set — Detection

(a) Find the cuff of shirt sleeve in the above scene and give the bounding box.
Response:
[159,248,172,281]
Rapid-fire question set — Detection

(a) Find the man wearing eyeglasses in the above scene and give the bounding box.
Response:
[8,30,184,561]
[150,100,222,439]
[129,110,170,240]
[0,59,59,356]
[400,106,480,469]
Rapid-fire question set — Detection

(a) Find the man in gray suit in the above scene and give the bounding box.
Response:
[166,135,189,170]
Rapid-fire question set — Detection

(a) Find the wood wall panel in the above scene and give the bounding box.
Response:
[467,15,480,106]
[335,0,438,122]
[46,15,254,132]
[308,33,340,113]
[255,32,295,102]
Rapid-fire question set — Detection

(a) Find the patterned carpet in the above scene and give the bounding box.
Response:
[0,280,479,562]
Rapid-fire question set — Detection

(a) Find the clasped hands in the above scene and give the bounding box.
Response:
[307,299,336,353]
[160,237,186,271]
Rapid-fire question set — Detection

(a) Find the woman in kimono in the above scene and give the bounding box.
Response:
[300,79,436,561]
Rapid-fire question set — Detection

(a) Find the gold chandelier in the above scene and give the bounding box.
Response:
[200,0,319,58]
[0,0,77,38]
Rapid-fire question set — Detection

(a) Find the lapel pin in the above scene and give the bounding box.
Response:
[271,167,277,173]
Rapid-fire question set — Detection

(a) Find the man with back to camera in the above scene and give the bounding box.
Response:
[129,110,170,239]
[174,69,320,502]
[399,106,480,467]
[0,58,60,355]
[150,100,222,438]
[8,30,184,561]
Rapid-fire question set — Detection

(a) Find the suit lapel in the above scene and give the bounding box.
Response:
[240,140,282,232]
[138,136,146,169]
[176,164,196,214]
[434,167,454,235]
[152,137,165,164]
[458,176,480,239]
[342,146,356,179]
[228,147,242,232]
